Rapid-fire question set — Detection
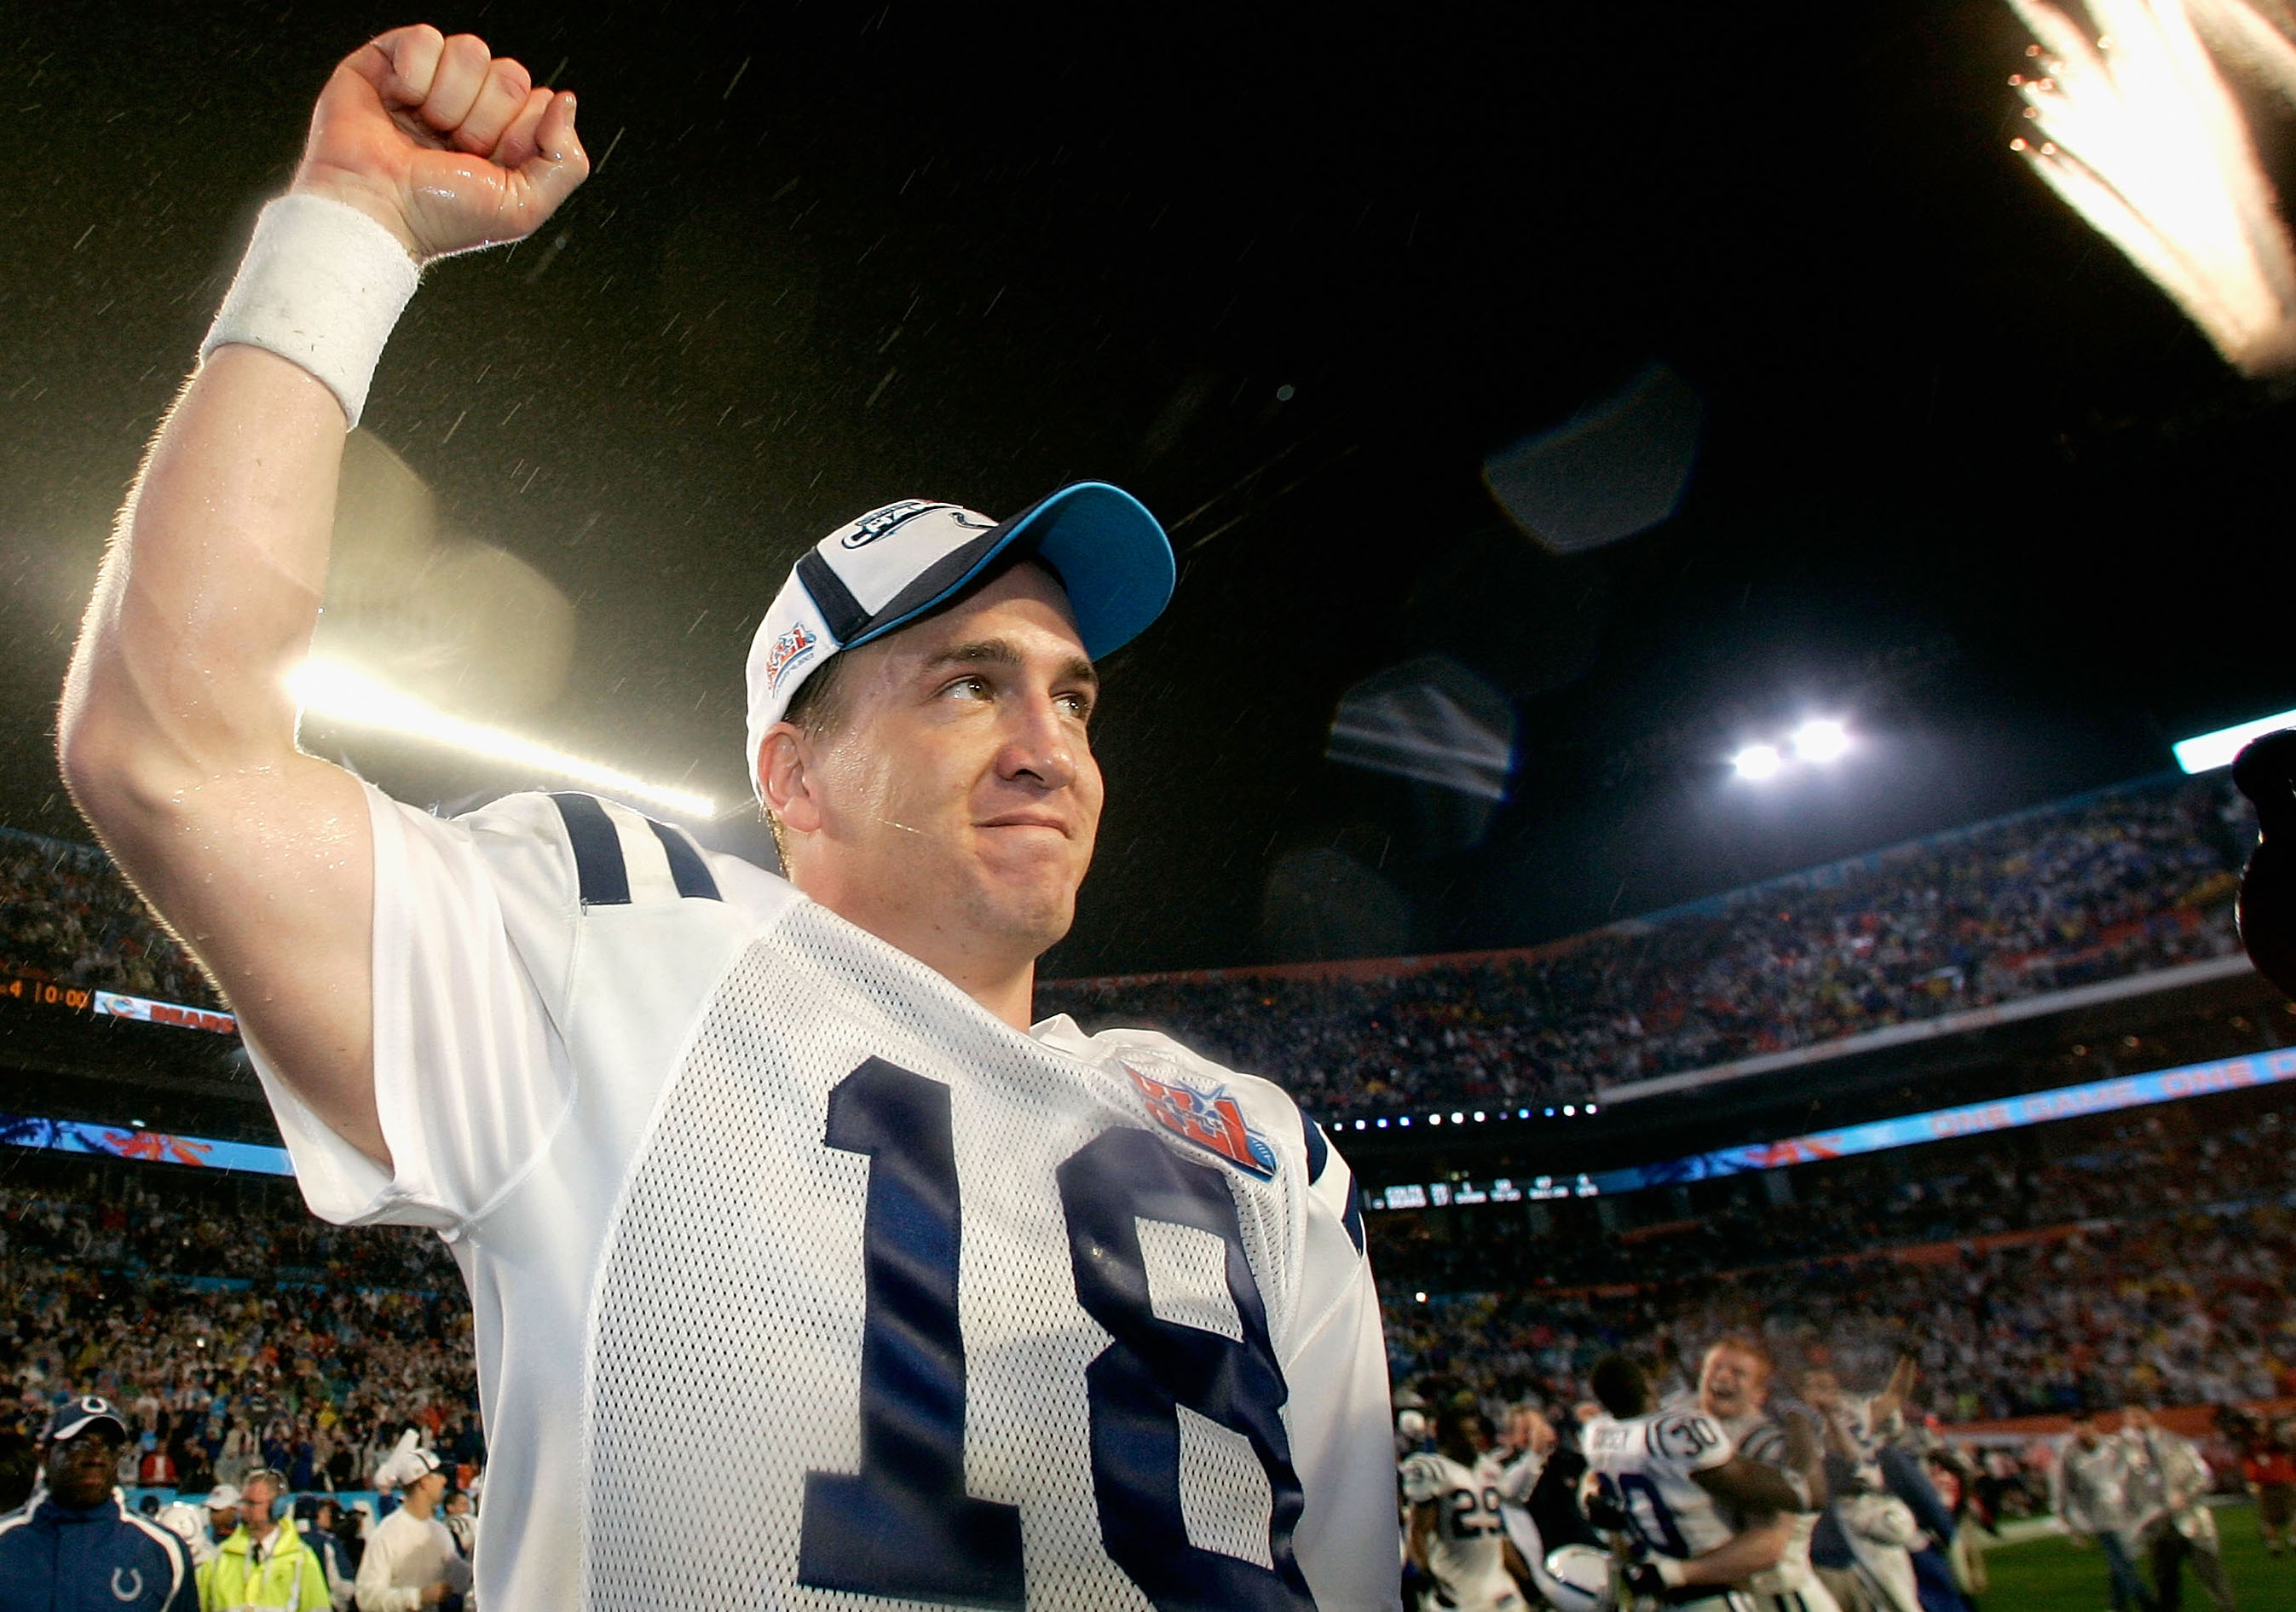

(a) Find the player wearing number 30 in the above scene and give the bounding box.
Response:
[1578,1358,1811,1610]
[56,21,1398,1612]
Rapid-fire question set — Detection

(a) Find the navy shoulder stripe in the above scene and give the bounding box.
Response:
[647,817,722,901]
[549,794,632,906]
[1341,1188,1365,1256]
[1301,1108,1330,1185]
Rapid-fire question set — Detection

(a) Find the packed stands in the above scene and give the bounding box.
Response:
[0,1177,475,1499]
[0,773,2256,1121]
[1041,771,2254,1116]
[1378,1096,2296,1424]
[0,825,221,1009]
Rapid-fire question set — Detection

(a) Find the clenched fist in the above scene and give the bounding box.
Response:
[291,25,589,262]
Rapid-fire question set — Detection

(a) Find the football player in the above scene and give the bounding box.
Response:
[1802,1364,1923,1612]
[59,21,1397,1611]
[1697,1337,1833,1612]
[1401,1407,1527,1612]
[1578,1355,1809,1609]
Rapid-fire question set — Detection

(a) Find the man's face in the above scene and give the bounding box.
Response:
[209,1504,239,1535]
[1700,1344,1770,1420]
[1802,1370,1843,1413]
[412,1470,447,1508]
[1442,1413,1491,1461]
[770,563,1103,968]
[240,1478,279,1528]
[43,1426,122,1507]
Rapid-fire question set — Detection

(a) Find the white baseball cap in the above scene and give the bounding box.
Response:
[743,482,1174,797]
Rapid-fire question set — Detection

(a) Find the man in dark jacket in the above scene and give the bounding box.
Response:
[0,1395,198,1610]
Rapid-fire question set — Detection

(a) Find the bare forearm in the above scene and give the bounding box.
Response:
[1677,1517,1788,1586]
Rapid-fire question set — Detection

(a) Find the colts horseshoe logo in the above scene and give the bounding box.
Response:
[111,1565,144,1601]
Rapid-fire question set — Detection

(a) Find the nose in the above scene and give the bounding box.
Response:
[995,690,1079,791]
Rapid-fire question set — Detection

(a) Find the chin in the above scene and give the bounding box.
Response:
[973,879,1079,953]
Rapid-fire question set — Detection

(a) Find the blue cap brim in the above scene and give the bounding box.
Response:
[846,481,1174,660]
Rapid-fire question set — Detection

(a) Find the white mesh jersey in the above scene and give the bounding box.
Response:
[250,786,1398,1612]
[1581,1410,1736,1561]
[1720,1412,1829,1607]
[1399,1452,1523,1612]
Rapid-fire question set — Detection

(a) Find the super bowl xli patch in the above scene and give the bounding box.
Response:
[1122,1059,1278,1179]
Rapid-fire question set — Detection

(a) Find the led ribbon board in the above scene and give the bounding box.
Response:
[1366,1045,2296,1209]
[0,1111,292,1176]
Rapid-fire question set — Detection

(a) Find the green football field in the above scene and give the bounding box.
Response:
[1976,1504,2288,1610]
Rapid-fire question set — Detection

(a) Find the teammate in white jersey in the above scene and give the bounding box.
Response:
[1578,1356,1809,1610]
[1697,1338,1833,1612]
[59,23,1397,1611]
[1400,1408,1526,1612]
[1800,1365,1922,1612]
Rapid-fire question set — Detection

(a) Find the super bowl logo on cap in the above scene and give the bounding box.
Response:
[1122,1060,1278,1178]
[764,621,818,692]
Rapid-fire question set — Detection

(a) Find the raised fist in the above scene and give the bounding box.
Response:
[291,25,589,261]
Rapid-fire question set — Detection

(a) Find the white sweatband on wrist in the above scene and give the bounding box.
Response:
[1783,1469,1814,1510]
[1655,1557,1687,1588]
[200,194,421,428]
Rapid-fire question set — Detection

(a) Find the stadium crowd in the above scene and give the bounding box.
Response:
[1043,772,2253,1116]
[0,775,2256,1121]
[1378,1102,2296,1424]
[0,1181,476,1517]
[0,827,220,1009]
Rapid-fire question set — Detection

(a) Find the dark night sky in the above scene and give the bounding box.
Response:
[2,0,2293,978]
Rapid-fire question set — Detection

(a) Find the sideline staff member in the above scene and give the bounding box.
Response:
[0,1397,197,1611]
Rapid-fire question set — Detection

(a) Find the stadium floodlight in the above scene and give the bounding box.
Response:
[1732,743,1783,780]
[291,656,718,820]
[1791,719,1850,763]
[2172,706,2296,772]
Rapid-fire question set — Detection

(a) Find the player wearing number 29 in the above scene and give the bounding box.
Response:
[1399,1408,1527,1612]
[57,22,1397,1612]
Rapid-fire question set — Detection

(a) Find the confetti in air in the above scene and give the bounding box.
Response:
[2006,0,2296,375]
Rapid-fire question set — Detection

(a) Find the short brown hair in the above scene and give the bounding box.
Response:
[762,650,856,866]
[1705,1333,1775,1379]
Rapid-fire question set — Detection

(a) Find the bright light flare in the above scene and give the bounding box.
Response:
[2008,0,2296,376]
[1733,743,1784,781]
[291,657,718,819]
[1792,719,1850,762]
[2172,706,2296,771]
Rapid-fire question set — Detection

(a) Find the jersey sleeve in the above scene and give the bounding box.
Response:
[1278,1117,1401,1610]
[1737,1420,1786,1468]
[248,783,575,1232]
[1399,1453,1446,1505]
[1649,1411,1736,1474]
[1497,1450,1546,1504]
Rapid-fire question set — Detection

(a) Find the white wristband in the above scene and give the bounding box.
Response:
[200,194,421,428]
[1655,1557,1687,1588]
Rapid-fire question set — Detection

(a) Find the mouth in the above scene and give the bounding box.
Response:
[975,813,1070,836]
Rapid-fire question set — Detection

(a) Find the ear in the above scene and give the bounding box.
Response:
[758,722,825,834]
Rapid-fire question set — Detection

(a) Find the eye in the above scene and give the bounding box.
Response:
[939,673,992,702]
[1057,689,1094,721]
